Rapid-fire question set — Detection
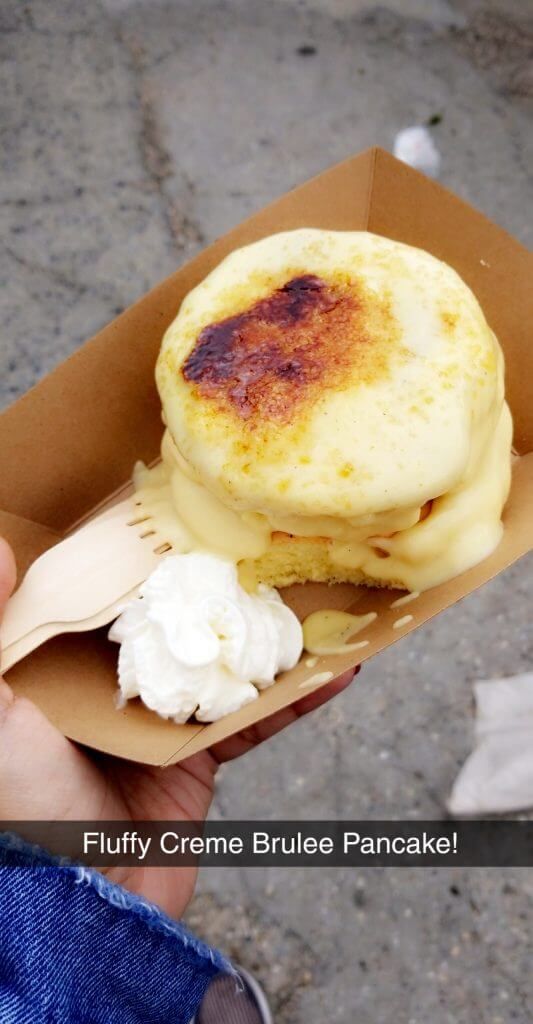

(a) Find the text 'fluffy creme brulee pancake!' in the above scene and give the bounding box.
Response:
[145,229,512,592]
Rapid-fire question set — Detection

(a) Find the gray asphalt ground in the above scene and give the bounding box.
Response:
[1,2,532,1021]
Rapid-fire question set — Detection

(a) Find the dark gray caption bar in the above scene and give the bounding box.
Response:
[1,821,533,867]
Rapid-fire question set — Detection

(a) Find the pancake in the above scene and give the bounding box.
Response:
[150,229,512,592]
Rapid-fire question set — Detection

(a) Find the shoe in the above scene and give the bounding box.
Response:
[192,965,273,1024]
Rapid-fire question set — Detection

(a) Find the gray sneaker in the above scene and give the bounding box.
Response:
[193,966,273,1024]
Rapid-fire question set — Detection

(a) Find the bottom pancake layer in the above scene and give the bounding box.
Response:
[240,534,398,590]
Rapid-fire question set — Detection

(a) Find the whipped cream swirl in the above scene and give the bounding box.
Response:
[109,553,303,723]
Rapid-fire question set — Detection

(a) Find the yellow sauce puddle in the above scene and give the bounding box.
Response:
[302,609,377,656]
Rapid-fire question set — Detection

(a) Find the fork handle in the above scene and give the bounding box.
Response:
[1,584,141,674]
[0,498,152,650]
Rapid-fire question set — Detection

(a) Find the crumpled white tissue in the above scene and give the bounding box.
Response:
[393,126,441,178]
[448,673,533,816]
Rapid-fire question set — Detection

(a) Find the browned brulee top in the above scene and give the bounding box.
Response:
[182,274,394,422]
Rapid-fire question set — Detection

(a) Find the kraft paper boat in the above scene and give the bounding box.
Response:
[0,147,531,765]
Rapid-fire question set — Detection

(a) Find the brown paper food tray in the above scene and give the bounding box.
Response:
[0,147,531,766]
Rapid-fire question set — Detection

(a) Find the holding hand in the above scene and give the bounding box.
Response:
[0,538,355,918]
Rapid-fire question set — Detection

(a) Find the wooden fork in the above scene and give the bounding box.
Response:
[0,497,172,674]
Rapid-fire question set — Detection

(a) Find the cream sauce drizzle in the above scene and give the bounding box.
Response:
[135,402,511,595]
[392,614,414,629]
[298,671,334,689]
[390,590,420,608]
[133,439,270,569]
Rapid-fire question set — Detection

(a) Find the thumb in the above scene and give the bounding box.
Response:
[0,538,17,702]
[0,538,16,622]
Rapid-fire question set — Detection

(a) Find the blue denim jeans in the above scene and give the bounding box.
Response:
[0,834,233,1023]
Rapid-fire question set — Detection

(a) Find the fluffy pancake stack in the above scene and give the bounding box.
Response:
[154,229,512,592]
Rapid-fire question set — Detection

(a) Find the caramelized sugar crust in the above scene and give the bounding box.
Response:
[182,274,398,422]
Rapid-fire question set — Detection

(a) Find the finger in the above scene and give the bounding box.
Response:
[0,538,16,622]
[289,666,358,717]
[210,667,357,765]
[0,534,25,769]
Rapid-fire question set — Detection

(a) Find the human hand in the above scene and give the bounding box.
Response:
[0,537,356,918]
